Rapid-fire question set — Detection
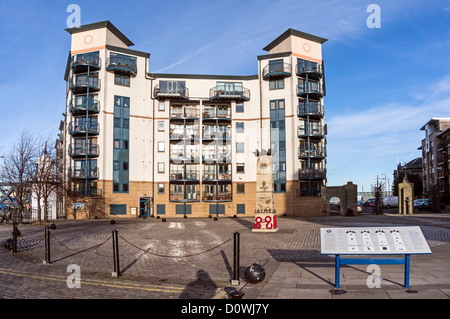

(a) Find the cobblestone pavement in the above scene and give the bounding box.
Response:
[1,212,450,299]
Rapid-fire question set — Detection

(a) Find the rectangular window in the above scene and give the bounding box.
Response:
[123,162,128,170]
[114,73,130,86]
[158,162,165,173]
[110,204,126,215]
[114,140,120,149]
[122,184,129,192]
[236,204,245,215]
[123,119,129,129]
[158,183,165,194]
[236,183,245,193]
[269,78,285,90]
[158,101,165,111]
[236,163,245,173]
[236,142,244,153]
[156,204,165,215]
[158,141,165,152]
[236,103,244,113]
[236,122,244,133]
[123,140,129,149]
[158,121,165,131]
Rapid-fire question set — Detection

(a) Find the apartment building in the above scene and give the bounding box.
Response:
[419,118,450,204]
[59,21,328,219]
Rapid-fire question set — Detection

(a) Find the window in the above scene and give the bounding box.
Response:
[110,204,127,215]
[114,140,120,149]
[236,183,245,193]
[123,119,129,129]
[113,184,119,192]
[113,161,120,171]
[158,101,165,111]
[236,163,245,173]
[114,73,130,86]
[158,183,165,194]
[158,162,165,173]
[158,141,165,152]
[236,142,244,153]
[236,103,244,113]
[236,122,244,133]
[157,204,165,215]
[236,204,245,215]
[122,184,129,192]
[269,78,284,90]
[158,121,165,132]
[123,140,129,149]
[114,118,120,127]
[123,162,128,170]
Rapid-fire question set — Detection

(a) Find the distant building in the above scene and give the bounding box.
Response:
[393,157,422,181]
[419,118,450,204]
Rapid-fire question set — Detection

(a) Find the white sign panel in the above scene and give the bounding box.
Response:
[320,226,431,255]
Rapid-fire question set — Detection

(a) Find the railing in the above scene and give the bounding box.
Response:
[72,56,101,71]
[297,61,323,77]
[154,85,189,100]
[68,122,100,135]
[298,125,325,138]
[298,168,326,180]
[69,96,100,113]
[70,76,101,92]
[202,130,231,140]
[209,87,250,101]
[68,167,99,179]
[106,57,137,74]
[262,62,292,79]
[169,151,200,162]
[169,170,199,180]
[169,106,199,119]
[203,107,231,120]
[202,192,232,201]
[298,101,324,117]
[202,152,232,162]
[69,144,99,157]
[298,147,326,158]
[169,192,199,202]
[297,82,324,96]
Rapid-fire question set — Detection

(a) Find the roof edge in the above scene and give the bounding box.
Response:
[65,20,134,47]
[263,28,327,52]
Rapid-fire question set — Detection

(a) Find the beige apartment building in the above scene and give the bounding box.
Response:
[419,118,450,204]
[57,21,328,219]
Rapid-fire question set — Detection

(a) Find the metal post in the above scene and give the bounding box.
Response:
[335,254,340,288]
[112,230,120,277]
[231,232,240,285]
[404,254,410,288]
[12,222,18,253]
[43,226,50,265]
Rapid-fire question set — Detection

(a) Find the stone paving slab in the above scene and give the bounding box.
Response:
[1,213,450,300]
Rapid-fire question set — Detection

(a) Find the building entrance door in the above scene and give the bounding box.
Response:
[139,197,151,218]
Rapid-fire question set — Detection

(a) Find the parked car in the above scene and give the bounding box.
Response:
[383,196,399,208]
[414,199,430,211]
[357,201,363,213]
[363,198,375,207]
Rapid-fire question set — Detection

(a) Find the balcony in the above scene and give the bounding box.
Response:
[209,86,250,102]
[170,151,200,162]
[106,56,137,75]
[298,101,324,118]
[203,171,232,181]
[202,152,232,163]
[69,96,100,115]
[298,168,326,180]
[68,167,99,180]
[202,130,231,142]
[298,125,326,139]
[202,191,232,202]
[298,147,326,159]
[169,170,199,181]
[202,106,231,121]
[69,76,101,94]
[169,106,199,119]
[262,62,292,80]
[69,144,99,158]
[72,55,101,74]
[297,61,323,80]
[68,122,100,136]
[297,81,324,98]
[169,192,199,202]
[154,85,189,100]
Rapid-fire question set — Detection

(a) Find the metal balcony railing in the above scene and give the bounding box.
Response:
[202,107,231,120]
[69,144,99,157]
[298,147,326,158]
[106,57,137,75]
[154,85,189,100]
[169,106,199,119]
[297,81,324,96]
[297,61,323,77]
[69,96,100,114]
[68,122,100,135]
[298,168,326,180]
[68,167,99,179]
[298,101,324,117]
[69,76,101,93]
[298,125,325,138]
[262,62,292,80]
[71,55,101,72]
[209,86,250,101]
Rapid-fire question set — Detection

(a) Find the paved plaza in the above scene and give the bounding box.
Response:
[1,211,450,300]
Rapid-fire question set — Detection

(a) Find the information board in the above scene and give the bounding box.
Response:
[320,226,431,255]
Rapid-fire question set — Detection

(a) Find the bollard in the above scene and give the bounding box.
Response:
[43,226,51,265]
[12,222,18,253]
[231,232,240,285]
[112,230,120,277]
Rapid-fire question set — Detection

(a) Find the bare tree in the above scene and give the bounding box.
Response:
[0,130,36,223]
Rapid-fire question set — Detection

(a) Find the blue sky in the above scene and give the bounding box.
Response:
[0,0,449,192]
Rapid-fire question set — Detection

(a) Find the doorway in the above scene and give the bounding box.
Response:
[139,197,152,218]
